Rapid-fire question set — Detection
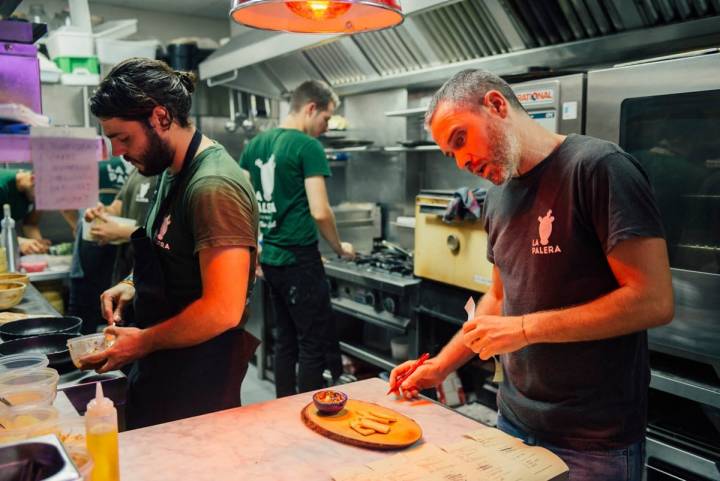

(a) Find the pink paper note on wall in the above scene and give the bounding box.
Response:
[31,136,99,210]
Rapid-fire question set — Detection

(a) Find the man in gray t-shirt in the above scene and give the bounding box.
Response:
[390,70,673,481]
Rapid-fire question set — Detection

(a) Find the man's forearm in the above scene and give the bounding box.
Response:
[525,284,673,344]
[436,289,503,374]
[142,297,243,352]
[314,212,343,254]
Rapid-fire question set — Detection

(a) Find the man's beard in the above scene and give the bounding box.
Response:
[486,120,521,185]
[126,126,175,176]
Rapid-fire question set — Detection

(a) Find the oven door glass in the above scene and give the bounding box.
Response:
[620,89,720,274]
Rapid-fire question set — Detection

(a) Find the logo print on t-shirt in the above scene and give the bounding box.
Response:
[532,209,562,255]
[538,209,554,245]
[155,214,172,250]
[255,155,276,202]
[255,155,278,230]
[135,182,151,203]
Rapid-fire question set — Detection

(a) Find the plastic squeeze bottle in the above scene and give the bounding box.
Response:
[86,382,120,481]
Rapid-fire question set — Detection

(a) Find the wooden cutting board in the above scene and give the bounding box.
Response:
[301,399,422,450]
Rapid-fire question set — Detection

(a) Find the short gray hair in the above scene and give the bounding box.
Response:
[290,80,340,113]
[425,69,525,127]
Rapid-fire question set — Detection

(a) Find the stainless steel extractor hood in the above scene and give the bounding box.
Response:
[199,0,720,97]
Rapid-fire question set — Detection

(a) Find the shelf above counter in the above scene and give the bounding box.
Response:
[384,107,428,117]
[384,145,440,152]
[324,144,440,155]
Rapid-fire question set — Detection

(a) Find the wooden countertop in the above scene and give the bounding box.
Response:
[118,378,486,480]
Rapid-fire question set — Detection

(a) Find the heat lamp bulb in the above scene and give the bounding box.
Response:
[286,1,352,20]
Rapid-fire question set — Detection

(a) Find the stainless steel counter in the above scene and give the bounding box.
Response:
[11,283,60,317]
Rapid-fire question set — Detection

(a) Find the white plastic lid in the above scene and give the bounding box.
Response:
[0,354,50,373]
[86,382,114,416]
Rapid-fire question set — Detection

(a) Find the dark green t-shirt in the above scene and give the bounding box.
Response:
[146,144,259,322]
[98,157,131,205]
[239,128,330,266]
[0,169,31,222]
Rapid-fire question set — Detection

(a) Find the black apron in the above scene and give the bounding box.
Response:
[125,130,260,430]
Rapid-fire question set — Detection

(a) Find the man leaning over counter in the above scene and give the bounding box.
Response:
[390,69,674,481]
[78,58,260,429]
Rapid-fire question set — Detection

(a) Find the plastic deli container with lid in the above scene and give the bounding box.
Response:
[0,405,59,443]
[0,367,59,400]
[67,445,94,481]
[0,385,54,409]
[0,353,50,374]
[56,416,86,449]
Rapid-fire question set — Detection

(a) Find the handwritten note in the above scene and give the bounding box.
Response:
[31,134,99,210]
[331,428,568,481]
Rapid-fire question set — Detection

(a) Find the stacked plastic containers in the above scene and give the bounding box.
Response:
[0,353,94,479]
[0,354,59,443]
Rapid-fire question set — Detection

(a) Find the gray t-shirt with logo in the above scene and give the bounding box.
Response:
[484,134,664,450]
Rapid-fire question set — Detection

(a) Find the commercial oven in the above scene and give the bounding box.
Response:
[586,49,720,481]
[586,50,720,373]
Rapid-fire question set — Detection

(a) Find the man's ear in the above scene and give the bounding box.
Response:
[150,106,173,130]
[483,90,509,119]
[305,102,318,117]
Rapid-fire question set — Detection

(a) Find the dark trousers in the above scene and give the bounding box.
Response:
[262,249,342,398]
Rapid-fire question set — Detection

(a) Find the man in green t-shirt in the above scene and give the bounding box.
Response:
[69,157,132,334]
[0,168,51,254]
[79,58,260,429]
[82,168,160,285]
[240,80,354,397]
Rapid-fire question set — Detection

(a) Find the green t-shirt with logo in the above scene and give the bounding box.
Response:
[239,128,330,266]
[99,157,131,205]
[0,169,31,222]
[146,144,259,317]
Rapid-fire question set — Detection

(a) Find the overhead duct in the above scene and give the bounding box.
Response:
[200,0,720,96]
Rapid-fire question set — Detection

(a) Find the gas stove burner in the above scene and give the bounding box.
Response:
[348,244,414,277]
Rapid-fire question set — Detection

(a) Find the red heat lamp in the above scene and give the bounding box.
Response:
[230,0,404,33]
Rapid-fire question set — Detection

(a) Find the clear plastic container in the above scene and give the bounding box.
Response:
[67,333,114,369]
[0,367,59,400]
[0,405,59,443]
[96,38,158,65]
[0,385,54,408]
[56,416,87,449]
[0,353,49,374]
[67,444,94,481]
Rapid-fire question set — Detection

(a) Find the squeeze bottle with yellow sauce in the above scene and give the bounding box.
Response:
[85,382,120,481]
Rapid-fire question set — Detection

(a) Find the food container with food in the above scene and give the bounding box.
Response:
[66,444,94,480]
[19,255,48,273]
[0,385,54,409]
[0,281,26,310]
[83,216,136,244]
[312,390,348,414]
[0,353,49,374]
[56,416,86,449]
[67,333,114,369]
[0,367,59,400]
[0,405,59,443]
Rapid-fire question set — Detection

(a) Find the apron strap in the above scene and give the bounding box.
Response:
[145,128,204,234]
